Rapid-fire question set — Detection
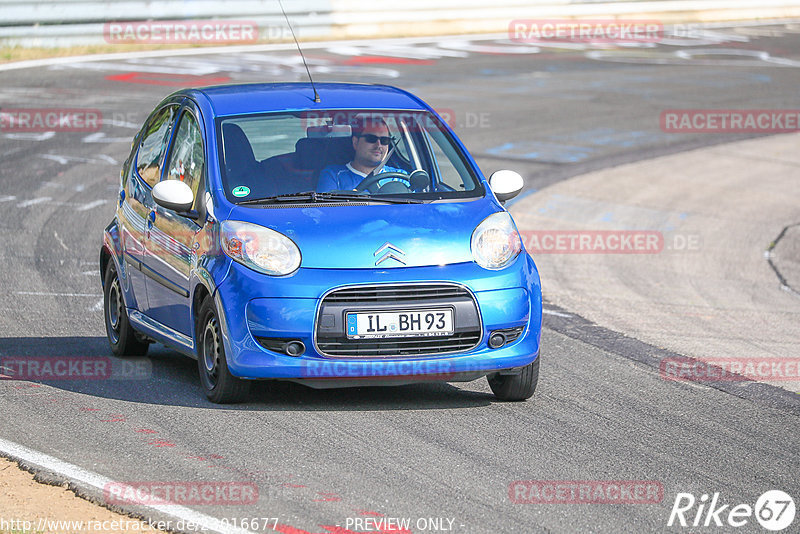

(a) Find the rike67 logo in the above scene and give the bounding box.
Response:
[668,490,795,531]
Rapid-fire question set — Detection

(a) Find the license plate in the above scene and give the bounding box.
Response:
[346,309,453,339]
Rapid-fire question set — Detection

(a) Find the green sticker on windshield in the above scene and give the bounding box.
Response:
[232,186,250,198]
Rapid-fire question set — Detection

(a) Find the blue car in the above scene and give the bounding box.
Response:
[100,82,542,403]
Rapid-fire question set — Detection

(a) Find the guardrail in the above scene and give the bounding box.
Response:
[0,0,332,47]
[1,0,799,47]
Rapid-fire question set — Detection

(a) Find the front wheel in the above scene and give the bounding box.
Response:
[488,357,539,401]
[196,297,251,404]
[103,261,149,357]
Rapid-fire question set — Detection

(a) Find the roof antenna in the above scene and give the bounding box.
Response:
[278,0,320,103]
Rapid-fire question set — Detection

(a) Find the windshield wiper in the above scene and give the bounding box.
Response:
[237,191,424,205]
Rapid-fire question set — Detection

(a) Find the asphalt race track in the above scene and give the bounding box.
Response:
[1,23,799,533]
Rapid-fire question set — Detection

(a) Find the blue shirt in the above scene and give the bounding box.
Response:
[317,163,408,193]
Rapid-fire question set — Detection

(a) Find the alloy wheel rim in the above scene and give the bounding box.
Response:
[202,315,221,388]
[107,277,122,343]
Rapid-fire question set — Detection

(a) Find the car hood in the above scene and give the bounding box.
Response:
[227,199,500,269]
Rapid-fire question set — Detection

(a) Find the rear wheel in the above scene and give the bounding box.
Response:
[196,297,251,404]
[103,261,149,356]
[488,357,539,401]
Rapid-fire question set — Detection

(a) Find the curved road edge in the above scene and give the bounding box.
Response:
[0,437,253,534]
[510,132,800,407]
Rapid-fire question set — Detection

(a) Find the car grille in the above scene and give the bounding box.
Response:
[316,283,482,358]
[322,284,469,303]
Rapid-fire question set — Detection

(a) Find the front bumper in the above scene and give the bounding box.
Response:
[213,255,542,380]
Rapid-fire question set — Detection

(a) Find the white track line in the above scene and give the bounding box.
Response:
[543,308,572,318]
[14,291,101,297]
[54,231,69,251]
[17,197,51,208]
[0,437,255,534]
[0,33,508,72]
[77,200,107,211]
[0,20,797,73]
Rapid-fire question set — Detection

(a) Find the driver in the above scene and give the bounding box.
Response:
[316,116,408,193]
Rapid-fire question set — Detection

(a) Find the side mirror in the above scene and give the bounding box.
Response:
[489,170,524,203]
[152,180,194,213]
[409,169,430,191]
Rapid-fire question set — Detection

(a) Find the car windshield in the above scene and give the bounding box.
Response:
[216,109,484,204]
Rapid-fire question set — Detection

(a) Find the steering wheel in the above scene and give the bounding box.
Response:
[354,172,412,193]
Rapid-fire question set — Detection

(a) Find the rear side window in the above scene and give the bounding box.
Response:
[136,105,178,187]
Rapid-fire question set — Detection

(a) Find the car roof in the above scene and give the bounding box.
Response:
[183,82,430,117]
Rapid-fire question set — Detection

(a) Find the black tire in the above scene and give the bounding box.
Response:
[488,357,539,401]
[196,297,251,404]
[103,261,149,357]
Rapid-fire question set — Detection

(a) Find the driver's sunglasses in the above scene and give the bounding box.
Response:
[358,133,392,146]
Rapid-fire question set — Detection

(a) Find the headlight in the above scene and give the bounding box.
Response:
[471,212,522,270]
[220,221,301,276]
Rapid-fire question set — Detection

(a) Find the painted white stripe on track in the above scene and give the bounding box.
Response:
[0,21,793,73]
[0,437,256,534]
[54,231,69,251]
[15,292,102,297]
[543,308,572,318]
[77,200,107,211]
[17,197,51,208]
[0,33,511,72]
